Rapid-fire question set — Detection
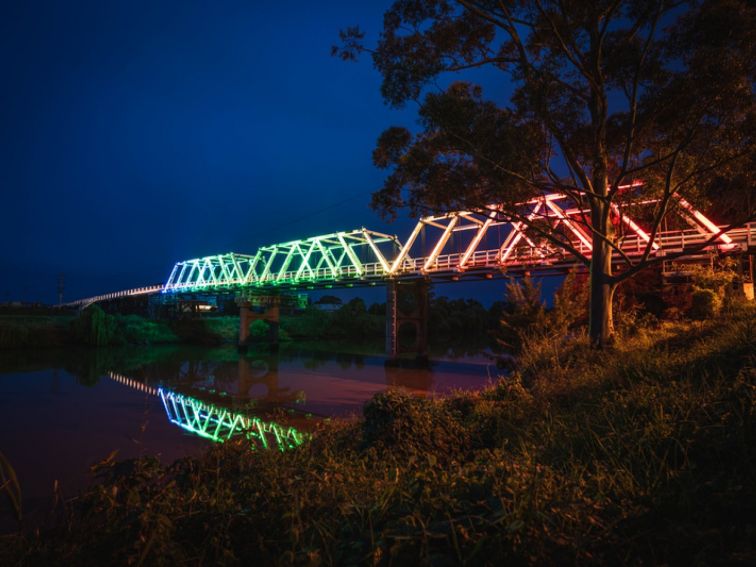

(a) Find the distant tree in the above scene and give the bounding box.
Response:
[368,302,386,315]
[429,296,489,340]
[316,295,343,306]
[336,0,755,347]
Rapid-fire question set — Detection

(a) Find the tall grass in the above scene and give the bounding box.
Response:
[0,452,21,525]
[1,306,754,565]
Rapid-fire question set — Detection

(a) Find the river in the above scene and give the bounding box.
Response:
[0,343,498,530]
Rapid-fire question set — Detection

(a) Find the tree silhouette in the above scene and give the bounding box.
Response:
[336,0,754,346]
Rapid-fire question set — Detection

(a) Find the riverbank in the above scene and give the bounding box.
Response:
[0,298,498,354]
[1,304,753,565]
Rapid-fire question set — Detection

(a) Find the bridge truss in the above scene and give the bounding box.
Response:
[163,228,401,292]
[161,193,754,293]
[60,192,754,307]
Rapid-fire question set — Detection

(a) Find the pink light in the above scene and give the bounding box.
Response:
[610,204,660,250]
[544,200,593,250]
[677,198,732,244]
[501,201,545,262]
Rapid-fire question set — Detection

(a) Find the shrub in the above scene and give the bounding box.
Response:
[688,287,722,320]
[362,390,470,460]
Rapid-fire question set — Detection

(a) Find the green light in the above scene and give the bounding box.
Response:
[159,388,308,451]
[163,229,400,292]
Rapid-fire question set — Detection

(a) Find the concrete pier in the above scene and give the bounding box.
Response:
[385,279,429,363]
[238,299,280,351]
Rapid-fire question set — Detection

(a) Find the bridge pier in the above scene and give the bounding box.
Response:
[386,279,429,364]
[238,300,280,352]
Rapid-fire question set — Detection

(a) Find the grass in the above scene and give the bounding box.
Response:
[0,305,754,565]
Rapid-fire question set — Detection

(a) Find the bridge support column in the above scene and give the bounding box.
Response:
[385,279,429,364]
[238,300,280,352]
[386,281,398,358]
[239,302,252,350]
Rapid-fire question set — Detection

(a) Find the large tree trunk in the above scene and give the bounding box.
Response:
[589,201,616,347]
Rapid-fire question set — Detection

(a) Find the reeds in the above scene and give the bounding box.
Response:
[0,452,21,525]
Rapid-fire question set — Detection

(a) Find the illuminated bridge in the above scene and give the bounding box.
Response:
[65,193,754,300]
[65,192,755,356]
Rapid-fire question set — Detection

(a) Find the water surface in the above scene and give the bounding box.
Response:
[0,344,495,529]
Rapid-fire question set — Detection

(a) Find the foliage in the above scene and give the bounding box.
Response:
[315,295,342,306]
[331,298,382,338]
[669,260,743,320]
[498,272,590,356]
[689,288,721,320]
[428,296,491,341]
[72,305,118,346]
[249,319,271,339]
[552,270,589,331]
[285,296,498,346]
[115,314,179,345]
[497,276,547,354]
[336,0,756,346]
[684,259,739,292]
[362,390,470,460]
[282,302,384,341]
[2,306,754,565]
[0,315,73,349]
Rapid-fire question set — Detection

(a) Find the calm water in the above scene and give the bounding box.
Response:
[0,344,496,529]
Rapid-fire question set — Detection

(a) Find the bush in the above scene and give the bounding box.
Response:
[688,287,722,319]
[362,390,471,461]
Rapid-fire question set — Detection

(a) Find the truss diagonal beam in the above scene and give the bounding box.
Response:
[423,215,459,271]
[500,201,545,262]
[676,197,733,244]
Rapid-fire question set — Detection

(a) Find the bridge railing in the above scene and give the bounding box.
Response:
[59,284,165,309]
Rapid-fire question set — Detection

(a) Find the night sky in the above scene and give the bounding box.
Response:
[0,1,541,305]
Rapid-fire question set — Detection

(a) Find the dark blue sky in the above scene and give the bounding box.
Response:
[1,1,546,305]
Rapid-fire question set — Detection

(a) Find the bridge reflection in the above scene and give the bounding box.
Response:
[158,388,307,451]
[104,345,487,431]
[113,348,442,404]
[106,352,316,451]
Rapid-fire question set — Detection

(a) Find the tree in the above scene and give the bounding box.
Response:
[335,0,755,347]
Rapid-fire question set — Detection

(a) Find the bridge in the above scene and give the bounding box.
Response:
[64,192,755,357]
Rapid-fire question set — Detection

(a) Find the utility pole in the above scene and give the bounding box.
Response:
[57,273,64,305]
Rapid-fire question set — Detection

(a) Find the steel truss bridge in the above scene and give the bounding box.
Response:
[107,371,308,450]
[63,192,755,308]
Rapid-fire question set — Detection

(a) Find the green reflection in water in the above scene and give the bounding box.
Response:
[158,388,308,451]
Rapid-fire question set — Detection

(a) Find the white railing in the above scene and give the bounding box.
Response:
[59,284,164,309]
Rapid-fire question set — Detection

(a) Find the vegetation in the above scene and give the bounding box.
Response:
[336,0,755,347]
[282,296,500,348]
[0,315,73,349]
[1,304,753,565]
